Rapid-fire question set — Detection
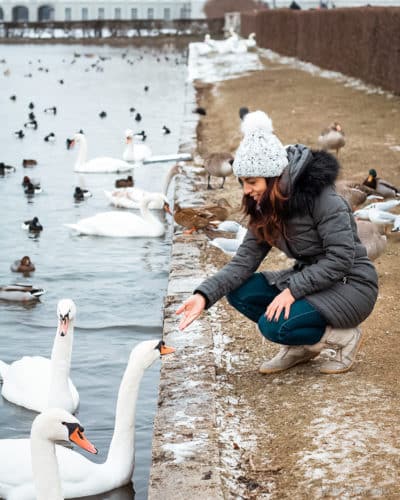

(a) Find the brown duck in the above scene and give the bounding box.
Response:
[115,175,134,188]
[174,198,231,234]
[318,122,345,156]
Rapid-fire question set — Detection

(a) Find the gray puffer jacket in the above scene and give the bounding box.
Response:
[195,144,378,328]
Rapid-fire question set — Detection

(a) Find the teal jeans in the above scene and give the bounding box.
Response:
[227,273,327,346]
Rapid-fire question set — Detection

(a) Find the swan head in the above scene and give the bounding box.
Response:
[129,339,175,370]
[67,133,84,149]
[249,32,256,40]
[57,298,76,337]
[31,408,97,454]
[125,129,134,144]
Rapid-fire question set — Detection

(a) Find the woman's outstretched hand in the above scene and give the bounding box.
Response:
[176,293,206,330]
[265,288,295,321]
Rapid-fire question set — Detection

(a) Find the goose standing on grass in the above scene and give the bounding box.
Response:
[0,340,174,500]
[202,153,234,189]
[68,133,132,173]
[0,284,45,302]
[318,122,345,156]
[66,192,171,237]
[0,408,97,500]
[105,162,181,210]
[0,299,79,413]
[122,129,152,163]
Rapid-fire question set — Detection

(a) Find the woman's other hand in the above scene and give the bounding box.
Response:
[265,288,295,321]
[176,294,206,330]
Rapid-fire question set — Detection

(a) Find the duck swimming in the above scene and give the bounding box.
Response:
[22,216,43,233]
[0,162,16,175]
[115,175,134,188]
[0,284,45,302]
[10,255,35,273]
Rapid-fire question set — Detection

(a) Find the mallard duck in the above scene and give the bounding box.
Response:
[202,153,234,189]
[0,284,45,302]
[335,180,383,210]
[10,255,35,273]
[355,219,387,261]
[174,199,231,234]
[318,122,345,155]
[362,169,400,198]
[115,175,134,188]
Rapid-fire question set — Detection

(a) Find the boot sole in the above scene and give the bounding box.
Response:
[259,353,318,374]
[319,334,364,374]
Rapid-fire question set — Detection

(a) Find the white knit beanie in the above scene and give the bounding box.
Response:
[233,111,288,178]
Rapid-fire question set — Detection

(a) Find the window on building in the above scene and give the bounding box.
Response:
[163,8,170,20]
[82,7,88,20]
[65,7,71,20]
[97,7,104,19]
[147,7,154,19]
[114,7,121,19]
[131,8,137,19]
[180,3,191,18]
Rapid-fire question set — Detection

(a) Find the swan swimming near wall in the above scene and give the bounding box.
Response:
[0,298,79,413]
[0,339,174,500]
[65,192,172,237]
[68,133,132,173]
[122,129,152,163]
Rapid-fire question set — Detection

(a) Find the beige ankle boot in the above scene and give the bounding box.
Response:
[315,326,363,374]
[259,345,318,374]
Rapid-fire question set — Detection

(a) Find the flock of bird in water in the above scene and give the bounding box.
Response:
[1,36,400,499]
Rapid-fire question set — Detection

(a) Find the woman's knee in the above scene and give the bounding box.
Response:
[258,315,281,343]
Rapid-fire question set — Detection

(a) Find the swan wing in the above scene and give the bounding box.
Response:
[104,190,137,209]
[75,157,132,173]
[1,356,50,412]
[66,211,162,237]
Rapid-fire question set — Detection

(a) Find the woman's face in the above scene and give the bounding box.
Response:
[240,177,267,204]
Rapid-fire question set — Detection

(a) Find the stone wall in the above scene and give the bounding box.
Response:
[241,7,400,95]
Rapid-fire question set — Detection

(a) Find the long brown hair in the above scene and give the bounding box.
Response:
[241,176,288,245]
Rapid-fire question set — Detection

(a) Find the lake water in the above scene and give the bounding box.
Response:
[0,42,188,499]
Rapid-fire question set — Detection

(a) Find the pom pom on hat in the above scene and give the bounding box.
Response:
[234,110,288,178]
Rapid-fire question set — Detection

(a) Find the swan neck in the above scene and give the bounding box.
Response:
[162,167,177,196]
[48,322,73,405]
[77,137,87,165]
[31,438,63,500]
[106,359,145,475]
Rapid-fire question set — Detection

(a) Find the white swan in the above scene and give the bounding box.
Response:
[0,340,174,500]
[0,407,97,500]
[69,133,132,173]
[104,162,182,210]
[65,192,171,237]
[0,299,79,414]
[122,129,152,163]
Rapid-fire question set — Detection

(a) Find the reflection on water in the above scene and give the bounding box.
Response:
[0,42,187,499]
[74,483,135,500]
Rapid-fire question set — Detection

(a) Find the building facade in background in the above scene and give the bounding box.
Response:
[0,0,206,22]
[0,0,399,23]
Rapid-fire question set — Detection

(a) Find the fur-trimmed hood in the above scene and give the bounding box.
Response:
[280,144,340,216]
